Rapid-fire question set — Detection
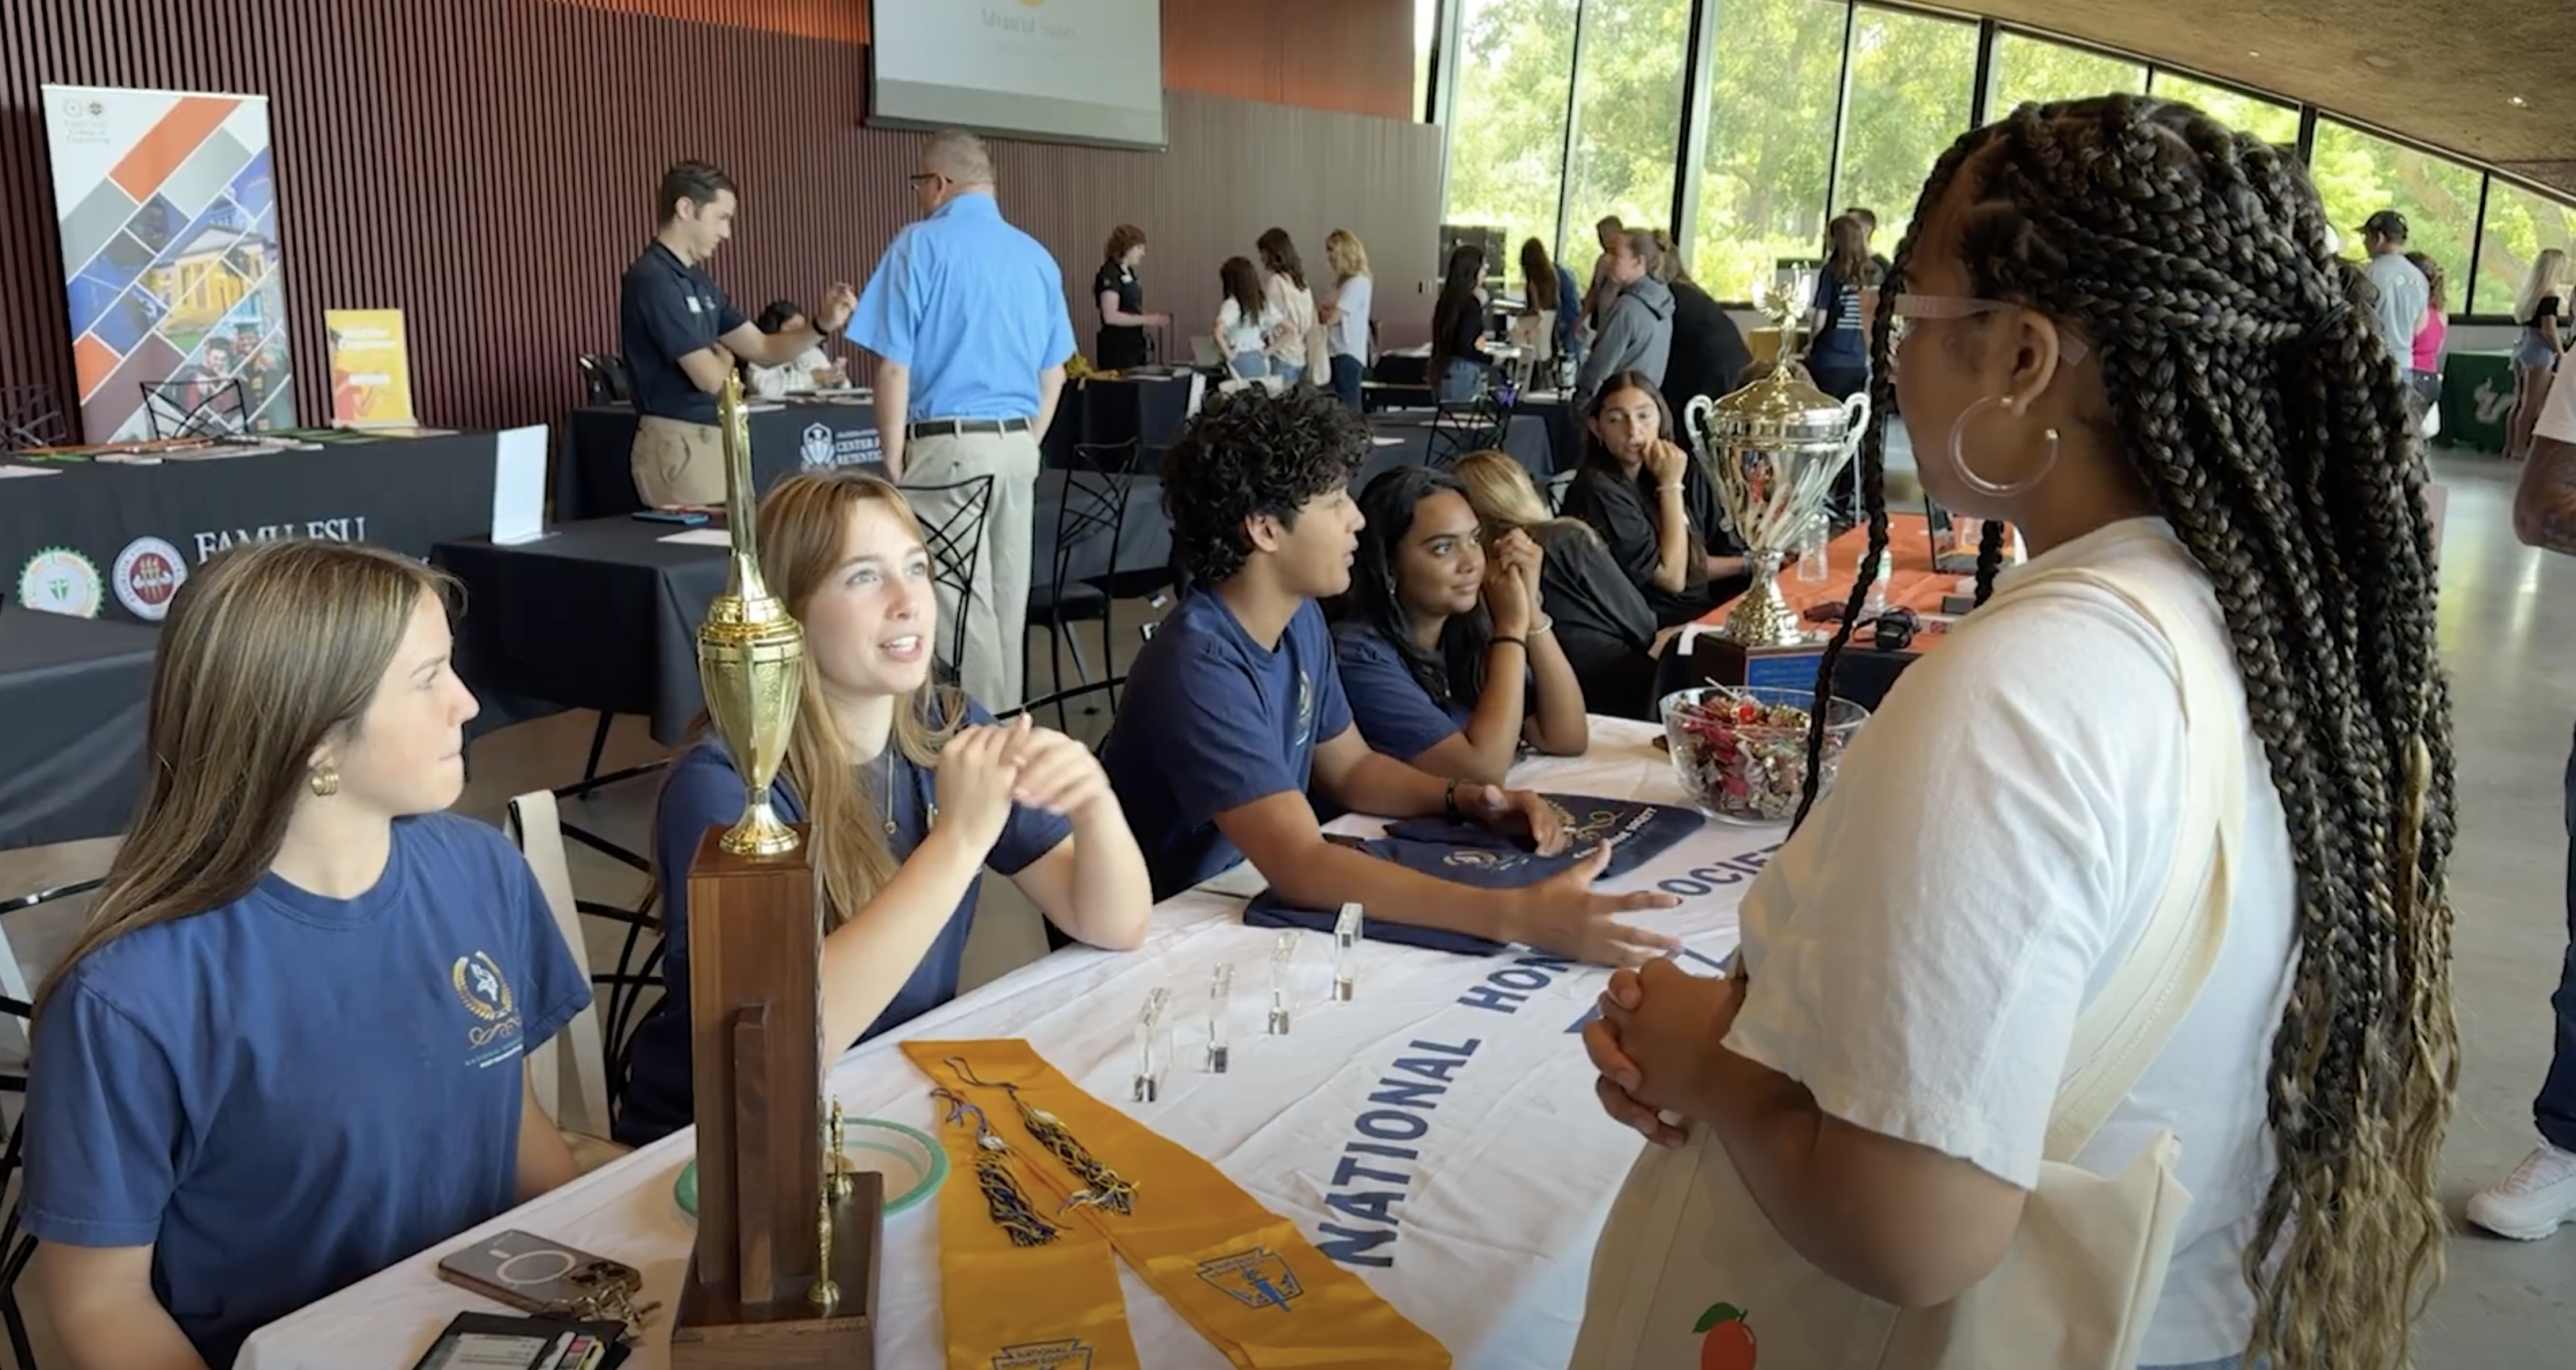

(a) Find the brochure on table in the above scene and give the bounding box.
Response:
[325,308,419,428]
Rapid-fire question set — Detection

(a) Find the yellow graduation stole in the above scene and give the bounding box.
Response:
[904,1039,1452,1370]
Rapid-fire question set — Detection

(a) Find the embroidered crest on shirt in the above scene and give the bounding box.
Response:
[990,1339,1094,1370]
[451,951,525,1067]
[1196,1247,1303,1311]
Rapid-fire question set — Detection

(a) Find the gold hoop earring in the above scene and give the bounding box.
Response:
[309,768,340,798]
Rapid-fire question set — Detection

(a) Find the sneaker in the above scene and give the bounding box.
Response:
[2466,1142,2576,1241]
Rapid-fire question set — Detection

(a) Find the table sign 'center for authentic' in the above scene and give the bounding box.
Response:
[669,372,881,1368]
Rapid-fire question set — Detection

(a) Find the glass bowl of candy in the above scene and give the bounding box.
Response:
[1659,685,1870,824]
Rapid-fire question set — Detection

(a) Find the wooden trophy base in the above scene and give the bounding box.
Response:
[671,1172,884,1370]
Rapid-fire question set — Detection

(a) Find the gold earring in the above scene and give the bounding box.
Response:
[309,768,340,798]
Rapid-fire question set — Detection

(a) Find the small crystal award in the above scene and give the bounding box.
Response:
[1206,963,1235,1073]
[1267,930,1297,1036]
[1332,903,1363,1002]
[1133,987,1172,1103]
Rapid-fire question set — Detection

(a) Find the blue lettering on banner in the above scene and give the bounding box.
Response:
[1454,953,1579,1015]
[1653,843,1783,899]
[1314,1037,1481,1269]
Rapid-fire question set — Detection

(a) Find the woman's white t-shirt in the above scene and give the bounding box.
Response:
[1215,298,1271,359]
[1328,275,1374,360]
[1723,518,2297,1365]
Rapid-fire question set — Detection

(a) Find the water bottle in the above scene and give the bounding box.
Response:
[1796,514,1830,583]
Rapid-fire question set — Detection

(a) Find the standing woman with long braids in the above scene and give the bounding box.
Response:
[24,541,593,1370]
[1578,95,2453,1370]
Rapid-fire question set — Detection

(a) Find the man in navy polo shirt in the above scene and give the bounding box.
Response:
[1098,387,1682,968]
[845,130,1071,709]
[618,160,855,507]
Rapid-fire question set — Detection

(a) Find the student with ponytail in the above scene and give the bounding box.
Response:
[1579,95,2454,1370]
[618,471,1153,1144]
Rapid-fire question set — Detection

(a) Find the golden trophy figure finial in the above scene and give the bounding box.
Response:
[695,371,807,856]
[807,1190,840,1311]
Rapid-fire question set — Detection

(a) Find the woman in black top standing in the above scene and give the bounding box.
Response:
[1431,244,1493,402]
[1558,371,1747,627]
[1093,224,1168,371]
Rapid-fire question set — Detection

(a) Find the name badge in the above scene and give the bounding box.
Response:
[685,295,702,315]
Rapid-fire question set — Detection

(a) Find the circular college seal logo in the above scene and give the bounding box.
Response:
[16,547,102,618]
[112,537,187,622]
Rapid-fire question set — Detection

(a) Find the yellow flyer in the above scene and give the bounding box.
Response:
[324,309,417,427]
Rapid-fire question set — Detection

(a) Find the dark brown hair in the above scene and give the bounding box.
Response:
[1255,227,1306,290]
[1805,95,2455,1370]
[1824,214,1870,287]
[1520,238,1561,313]
[1104,224,1147,263]
[1220,256,1264,321]
[656,160,735,224]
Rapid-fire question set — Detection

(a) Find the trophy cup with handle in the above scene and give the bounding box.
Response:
[671,372,882,1368]
[1682,281,1871,647]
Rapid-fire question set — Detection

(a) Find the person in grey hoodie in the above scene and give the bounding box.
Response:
[1577,229,1674,404]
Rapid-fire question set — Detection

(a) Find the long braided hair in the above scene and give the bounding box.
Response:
[1798,94,2455,1368]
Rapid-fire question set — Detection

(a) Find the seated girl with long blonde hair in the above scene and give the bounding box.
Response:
[618,471,1154,1143]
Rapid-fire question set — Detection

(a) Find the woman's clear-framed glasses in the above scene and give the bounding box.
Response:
[1890,294,2090,364]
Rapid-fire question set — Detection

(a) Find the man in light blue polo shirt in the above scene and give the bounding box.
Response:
[846,129,1073,708]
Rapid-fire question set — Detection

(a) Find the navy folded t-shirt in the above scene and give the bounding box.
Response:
[1241,793,1704,954]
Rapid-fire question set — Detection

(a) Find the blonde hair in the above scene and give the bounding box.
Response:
[2517,248,2567,324]
[739,470,964,931]
[1451,450,1596,548]
[38,541,451,1015]
[1325,229,1371,283]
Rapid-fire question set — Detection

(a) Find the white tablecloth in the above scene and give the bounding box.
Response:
[238,721,1777,1370]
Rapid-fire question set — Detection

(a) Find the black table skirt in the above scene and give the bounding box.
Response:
[562,402,882,521]
[1,432,502,625]
[0,607,156,850]
[1044,376,1194,468]
[1359,412,1557,484]
[442,470,1170,745]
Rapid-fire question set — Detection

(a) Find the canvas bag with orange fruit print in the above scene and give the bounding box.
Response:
[1568,564,2243,1370]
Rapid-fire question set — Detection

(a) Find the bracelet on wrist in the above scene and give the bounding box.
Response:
[1491,634,1528,652]
[1530,614,1554,636]
[1443,778,1464,822]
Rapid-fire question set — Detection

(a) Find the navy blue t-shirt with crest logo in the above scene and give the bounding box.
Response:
[21,812,590,1370]
[1101,589,1354,900]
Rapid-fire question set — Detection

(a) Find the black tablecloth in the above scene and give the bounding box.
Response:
[562,401,882,521]
[1,432,501,625]
[1359,412,1557,485]
[440,471,1170,744]
[1044,376,1194,468]
[0,606,156,850]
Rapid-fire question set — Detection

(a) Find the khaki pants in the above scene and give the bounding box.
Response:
[631,416,725,507]
[900,428,1040,709]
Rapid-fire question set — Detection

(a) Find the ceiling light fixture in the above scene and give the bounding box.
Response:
[2363,52,2398,70]
[2510,95,2530,107]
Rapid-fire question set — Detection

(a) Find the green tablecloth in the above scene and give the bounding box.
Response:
[2440,348,2516,452]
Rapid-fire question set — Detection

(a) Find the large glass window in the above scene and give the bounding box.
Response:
[1560,0,1693,264]
[1984,31,2147,123]
[1694,0,1847,302]
[2309,119,2482,305]
[1833,5,1978,256]
[2473,179,2576,318]
[2147,70,2300,146]
[1443,0,1582,264]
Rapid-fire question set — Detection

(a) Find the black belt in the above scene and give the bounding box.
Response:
[905,417,1031,438]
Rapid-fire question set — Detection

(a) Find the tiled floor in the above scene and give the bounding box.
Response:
[2,449,2571,1365]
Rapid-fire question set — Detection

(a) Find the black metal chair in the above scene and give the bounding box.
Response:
[909,473,997,688]
[1425,396,1506,468]
[140,379,247,440]
[0,386,68,452]
[579,354,632,406]
[0,874,101,1368]
[1026,441,1134,729]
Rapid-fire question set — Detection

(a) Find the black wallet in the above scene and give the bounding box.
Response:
[407,1311,631,1370]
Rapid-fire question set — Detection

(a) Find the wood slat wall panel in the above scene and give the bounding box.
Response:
[0,0,1429,442]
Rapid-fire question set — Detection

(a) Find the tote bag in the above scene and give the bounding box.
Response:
[1571,563,2247,1370]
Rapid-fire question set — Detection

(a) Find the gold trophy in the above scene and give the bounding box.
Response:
[695,371,806,856]
[1682,279,1871,647]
